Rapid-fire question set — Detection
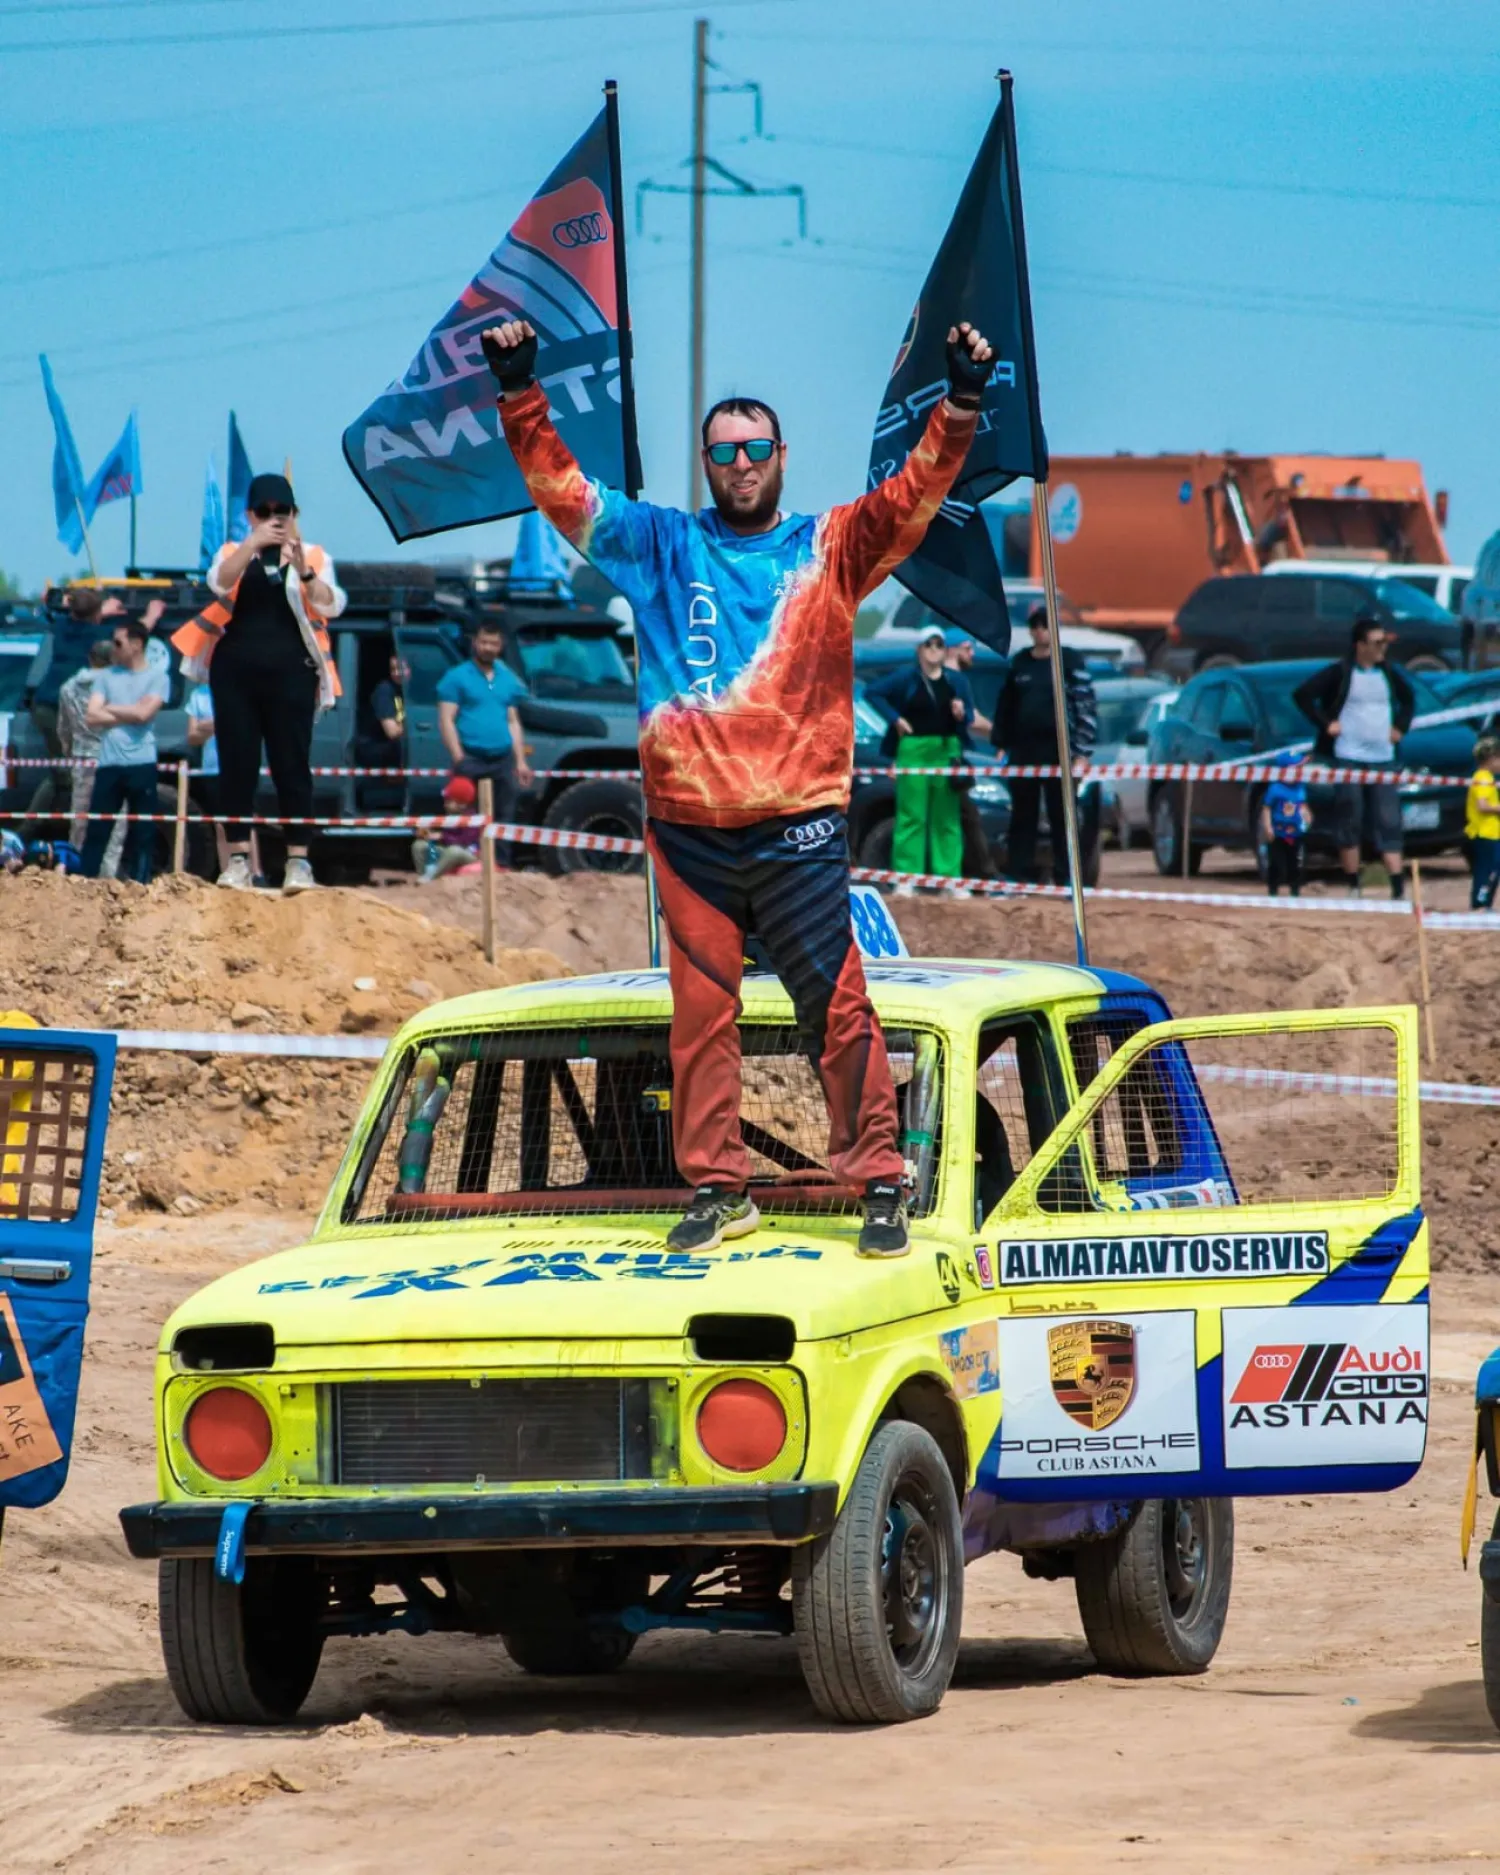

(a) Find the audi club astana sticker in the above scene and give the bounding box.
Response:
[1221,1303,1429,1470]
[998,1232,1330,1286]
[996,1311,1199,1479]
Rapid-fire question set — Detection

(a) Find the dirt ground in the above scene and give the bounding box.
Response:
[3,858,1500,1871]
[0,1213,1495,1874]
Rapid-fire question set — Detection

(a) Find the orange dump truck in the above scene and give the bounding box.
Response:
[1031,453,1449,663]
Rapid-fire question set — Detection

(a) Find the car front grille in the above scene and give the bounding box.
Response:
[331,1378,653,1486]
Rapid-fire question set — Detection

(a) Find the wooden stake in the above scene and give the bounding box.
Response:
[1409,859,1436,1067]
[172,761,189,875]
[478,777,496,965]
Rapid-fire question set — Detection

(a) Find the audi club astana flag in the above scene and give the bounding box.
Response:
[867,73,1048,653]
[345,101,637,542]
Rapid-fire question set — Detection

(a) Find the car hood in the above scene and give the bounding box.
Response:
[162,1215,976,1352]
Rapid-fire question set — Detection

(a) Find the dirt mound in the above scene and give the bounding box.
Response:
[0,871,567,1217]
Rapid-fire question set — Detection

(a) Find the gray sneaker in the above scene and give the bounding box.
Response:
[666,1186,760,1252]
[282,856,318,896]
[857,1181,910,1257]
[216,854,253,891]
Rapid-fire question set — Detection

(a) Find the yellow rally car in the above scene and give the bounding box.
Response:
[120,961,1430,1725]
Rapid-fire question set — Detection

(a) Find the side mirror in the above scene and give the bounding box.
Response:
[1126,727,1149,747]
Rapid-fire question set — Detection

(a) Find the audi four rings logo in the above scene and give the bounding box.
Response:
[552,212,607,248]
[785,818,836,847]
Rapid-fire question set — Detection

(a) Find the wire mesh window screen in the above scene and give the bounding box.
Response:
[974,1019,1065,1222]
[1048,1021,1401,1213]
[0,1049,94,1223]
[349,1023,942,1224]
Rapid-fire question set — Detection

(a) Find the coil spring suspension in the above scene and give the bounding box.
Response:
[722,1548,783,1609]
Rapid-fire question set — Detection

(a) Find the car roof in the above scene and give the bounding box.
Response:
[390,960,1160,1044]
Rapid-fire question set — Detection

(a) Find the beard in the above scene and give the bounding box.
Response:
[709,462,784,530]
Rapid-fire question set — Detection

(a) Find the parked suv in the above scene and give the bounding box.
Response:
[1145,659,1473,875]
[1162,572,1465,679]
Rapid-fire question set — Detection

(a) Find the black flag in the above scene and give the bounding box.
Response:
[867,73,1046,653]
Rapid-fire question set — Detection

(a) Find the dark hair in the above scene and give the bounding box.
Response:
[67,587,106,623]
[471,620,504,640]
[701,397,782,446]
[113,618,149,647]
[1351,612,1385,646]
[88,638,114,667]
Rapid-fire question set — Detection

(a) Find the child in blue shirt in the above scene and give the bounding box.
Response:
[1259,751,1312,896]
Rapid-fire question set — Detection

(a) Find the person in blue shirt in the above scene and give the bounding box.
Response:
[436,622,534,858]
[1259,749,1312,897]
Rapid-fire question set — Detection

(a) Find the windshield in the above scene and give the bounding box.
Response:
[1095,689,1167,747]
[346,1021,942,1224]
[1372,578,1458,623]
[513,630,633,700]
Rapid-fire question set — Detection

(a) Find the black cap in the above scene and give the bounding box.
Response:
[246,472,296,511]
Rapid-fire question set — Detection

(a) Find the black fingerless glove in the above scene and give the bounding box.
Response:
[945,329,992,409]
[482,327,538,394]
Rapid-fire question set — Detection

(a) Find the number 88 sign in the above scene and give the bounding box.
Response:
[849,885,908,960]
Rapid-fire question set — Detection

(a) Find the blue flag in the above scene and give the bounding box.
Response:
[39,354,89,554]
[83,410,142,515]
[343,94,640,542]
[200,454,226,570]
[867,75,1047,653]
[227,412,253,543]
[509,511,573,596]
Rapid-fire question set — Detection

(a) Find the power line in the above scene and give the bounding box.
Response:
[0,0,783,54]
[756,130,1500,215]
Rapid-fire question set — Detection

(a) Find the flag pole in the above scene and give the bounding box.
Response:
[605,75,660,967]
[1033,483,1088,966]
[129,493,137,573]
[74,497,98,581]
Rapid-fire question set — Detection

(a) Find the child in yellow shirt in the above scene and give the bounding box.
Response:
[1466,735,1500,910]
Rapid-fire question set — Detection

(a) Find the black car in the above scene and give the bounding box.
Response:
[1161,573,1465,680]
[1145,659,1474,876]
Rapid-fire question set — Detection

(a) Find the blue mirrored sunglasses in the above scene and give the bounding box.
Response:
[705,438,777,467]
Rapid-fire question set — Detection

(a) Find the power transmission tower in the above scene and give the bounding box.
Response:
[637,18,807,511]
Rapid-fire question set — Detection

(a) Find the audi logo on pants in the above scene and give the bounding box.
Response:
[552,213,606,248]
[784,818,837,849]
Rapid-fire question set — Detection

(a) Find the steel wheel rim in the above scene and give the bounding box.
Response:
[574,810,641,874]
[1161,1497,1210,1624]
[881,1471,949,1675]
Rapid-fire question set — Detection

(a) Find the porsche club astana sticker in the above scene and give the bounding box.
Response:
[998,1232,1330,1286]
[996,1311,1200,1479]
[1221,1303,1429,1470]
[1047,1319,1136,1430]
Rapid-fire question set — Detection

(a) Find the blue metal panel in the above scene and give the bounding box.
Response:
[1291,1210,1424,1306]
[1476,1348,1500,1408]
[0,1025,116,1510]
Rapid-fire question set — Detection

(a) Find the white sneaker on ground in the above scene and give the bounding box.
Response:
[282,856,318,895]
[216,854,253,891]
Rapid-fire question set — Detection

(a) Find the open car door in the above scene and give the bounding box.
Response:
[984,1005,1426,1502]
[0,1024,116,1522]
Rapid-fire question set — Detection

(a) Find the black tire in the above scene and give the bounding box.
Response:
[1196,652,1242,672]
[857,816,894,871]
[791,1420,963,1723]
[541,776,644,875]
[1075,1497,1233,1675]
[1247,790,1270,882]
[1401,651,1449,675]
[1483,1509,1500,1733]
[159,1556,325,1724]
[502,1623,638,1676]
[1150,788,1203,877]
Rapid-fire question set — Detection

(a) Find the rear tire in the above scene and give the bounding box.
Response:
[857,816,894,872]
[792,1421,963,1723]
[1075,1497,1233,1675]
[159,1556,325,1724]
[1402,652,1449,675]
[1483,1509,1500,1732]
[541,777,644,875]
[1150,788,1203,877]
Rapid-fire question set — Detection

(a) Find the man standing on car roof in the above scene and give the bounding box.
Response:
[1294,614,1414,898]
[482,314,995,1257]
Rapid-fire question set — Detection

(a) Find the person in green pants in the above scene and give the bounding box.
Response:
[867,624,968,879]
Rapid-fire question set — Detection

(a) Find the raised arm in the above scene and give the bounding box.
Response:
[823,323,992,603]
[485,321,663,608]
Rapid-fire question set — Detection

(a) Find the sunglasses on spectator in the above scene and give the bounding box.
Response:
[252,503,294,519]
[705,439,777,467]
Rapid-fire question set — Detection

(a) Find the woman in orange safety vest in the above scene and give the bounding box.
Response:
[173,472,345,894]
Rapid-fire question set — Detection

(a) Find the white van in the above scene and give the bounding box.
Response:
[1460,531,1500,668]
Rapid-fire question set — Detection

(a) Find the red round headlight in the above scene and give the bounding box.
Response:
[184,1387,273,1481]
[697,1378,787,1473]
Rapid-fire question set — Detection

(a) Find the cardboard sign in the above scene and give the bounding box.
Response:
[0,1293,63,1484]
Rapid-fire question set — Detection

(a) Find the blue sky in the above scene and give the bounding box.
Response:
[3,0,1497,592]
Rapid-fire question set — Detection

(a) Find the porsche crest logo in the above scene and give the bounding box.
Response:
[1047,1319,1137,1430]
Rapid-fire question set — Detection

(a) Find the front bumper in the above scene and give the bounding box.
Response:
[119,1483,838,1559]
